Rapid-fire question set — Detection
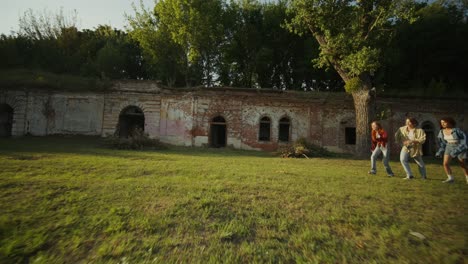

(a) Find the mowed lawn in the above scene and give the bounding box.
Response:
[0,137,467,263]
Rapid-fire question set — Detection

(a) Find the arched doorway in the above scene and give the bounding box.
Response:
[422,121,436,156]
[210,116,226,148]
[0,104,13,137]
[117,106,145,138]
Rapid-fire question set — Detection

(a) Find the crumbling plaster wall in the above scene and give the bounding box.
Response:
[239,99,311,151]
[2,83,466,156]
[1,90,104,136]
[158,91,353,151]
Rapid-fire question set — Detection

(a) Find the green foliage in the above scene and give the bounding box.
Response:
[0,136,466,263]
[341,47,380,77]
[104,129,167,150]
[287,0,417,80]
[426,78,447,95]
[1,9,148,80]
[95,43,126,79]
[0,69,111,91]
[127,0,188,86]
[277,138,336,158]
[1,0,466,94]
[375,106,392,121]
[127,0,226,87]
[344,77,363,93]
[18,7,79,41]
[379,1,468,94]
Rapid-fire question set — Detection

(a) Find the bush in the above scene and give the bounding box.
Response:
[104,128,167,150]
[277,138,335,158]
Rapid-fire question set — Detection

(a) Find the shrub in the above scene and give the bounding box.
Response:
[277,138,335,158]
[104,128,167,150]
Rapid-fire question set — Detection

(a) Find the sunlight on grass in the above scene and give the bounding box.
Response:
[0,136,467,263]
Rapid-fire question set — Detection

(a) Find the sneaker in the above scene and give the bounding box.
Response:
[403,176,414,180]
[368,171,376,175]
[387,174,394,177]
[442,178,454,183]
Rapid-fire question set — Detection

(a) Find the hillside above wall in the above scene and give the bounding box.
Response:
[1,69,466,102]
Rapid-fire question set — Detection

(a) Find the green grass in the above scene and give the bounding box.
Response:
[0,136,467,263]
[0,69,112,91]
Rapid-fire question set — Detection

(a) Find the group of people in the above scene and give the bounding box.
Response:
[368,117,468,184]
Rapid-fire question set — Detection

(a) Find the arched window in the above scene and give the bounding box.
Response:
[278,117,290,142]
[210,116,227,147]
[117,106,145,138]
[259,116,271,141]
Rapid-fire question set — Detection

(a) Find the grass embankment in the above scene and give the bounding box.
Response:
[0,69,111,91]
[0,136,467,263]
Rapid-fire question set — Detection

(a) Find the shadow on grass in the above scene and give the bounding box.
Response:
[0,136,275,159]
[0,135,358,160]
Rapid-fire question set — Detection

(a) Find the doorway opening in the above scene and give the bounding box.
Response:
[210,116,226,148]
[0,104,13,137]
[117,106,145,138]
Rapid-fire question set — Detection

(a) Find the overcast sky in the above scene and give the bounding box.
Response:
[0,0,155,35]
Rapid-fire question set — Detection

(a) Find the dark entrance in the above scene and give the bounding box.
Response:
[210,116,226,148]
[278,117,291,142]
[0,104,13,137]
[118,106,145,138]
[422,121,435,156]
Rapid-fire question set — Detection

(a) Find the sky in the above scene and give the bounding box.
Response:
[0,0,155,35]
[0,0,277,35]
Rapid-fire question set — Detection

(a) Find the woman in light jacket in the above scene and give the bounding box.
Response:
[395,117,427,180]
[435,117,468,184]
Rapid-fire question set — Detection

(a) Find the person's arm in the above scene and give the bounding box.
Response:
[394,129,402,145]
[451,128,467,157]
[414,129,426,144]
[380,130,388,141]
[379,130,388,147]
[435,130,446,157]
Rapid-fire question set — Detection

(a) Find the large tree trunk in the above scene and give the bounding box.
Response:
[352,88,375,158]
[312,32,376,157]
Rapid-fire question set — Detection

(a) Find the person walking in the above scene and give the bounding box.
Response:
[395,117,427,180]
[368,121,394,177]
[435,117,468,184]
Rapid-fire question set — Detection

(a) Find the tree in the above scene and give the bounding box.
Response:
[287,0,416,156]
[219,0,264,88]
[18,8,78,41]
[127,0,226,87]
[379,1,468,95]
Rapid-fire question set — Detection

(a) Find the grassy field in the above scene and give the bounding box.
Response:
[0,136,467,263]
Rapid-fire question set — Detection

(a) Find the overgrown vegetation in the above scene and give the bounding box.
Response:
[0,69,111,91]
[0,136,466,263]
[104,129,167,150]
[277,138,336,158]
[3,1,466,93]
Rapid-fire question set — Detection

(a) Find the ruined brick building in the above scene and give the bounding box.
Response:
[1,81,466,155]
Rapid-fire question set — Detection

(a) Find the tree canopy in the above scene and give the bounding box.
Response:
[287,0,419,156]
[0,0,466,95]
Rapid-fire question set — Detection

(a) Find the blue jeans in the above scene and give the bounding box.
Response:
[400,149,426,178]
[370,146,394,175]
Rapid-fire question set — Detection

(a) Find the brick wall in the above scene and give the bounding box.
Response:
[1,83,466,156]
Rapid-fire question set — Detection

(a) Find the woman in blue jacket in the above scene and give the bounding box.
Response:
[435,117,468,184]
